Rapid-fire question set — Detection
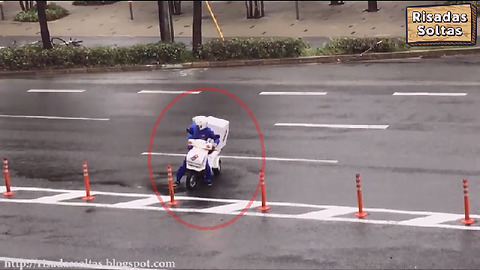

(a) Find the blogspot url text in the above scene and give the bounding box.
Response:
[3,258,176,269]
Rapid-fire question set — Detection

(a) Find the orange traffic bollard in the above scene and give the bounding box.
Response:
[167,165,178,206]
[461,178,475,225]
[258,169,270,212]
[3,157,13,197]
[355,173,368,218]
[82,161,95,201]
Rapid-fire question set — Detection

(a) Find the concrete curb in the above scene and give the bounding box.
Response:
[1,47,479,77]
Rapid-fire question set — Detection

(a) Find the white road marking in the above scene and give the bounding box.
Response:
[397,213,463,226]
[0,256,158,270]
[259,92,327,96]
[27,89,85,93]
[1,185,241,203]
[138,90,200,94]
[393,92,467,96]
[1,186,480,231]
[32,191,84,203]
[274,123,389,130]
[0,115,110,121]
[200,201,262,214]
[113,196,160,208]
[325,217,401,225]
[141,152,339,164]
[296,206,356,219]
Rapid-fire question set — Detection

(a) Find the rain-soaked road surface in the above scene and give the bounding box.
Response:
[1,56,480,269]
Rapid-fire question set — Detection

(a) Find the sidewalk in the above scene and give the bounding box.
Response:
[0,1,445,39]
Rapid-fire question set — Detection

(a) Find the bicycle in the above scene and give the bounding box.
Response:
[50,37,84,47]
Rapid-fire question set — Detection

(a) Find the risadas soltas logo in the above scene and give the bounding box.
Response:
[405,3,477,46]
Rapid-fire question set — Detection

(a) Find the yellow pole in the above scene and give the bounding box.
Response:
[204,1,224,41]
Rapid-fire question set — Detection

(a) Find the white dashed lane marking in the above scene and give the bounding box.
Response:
[0,115,110,121]
[274,123,389,130]
[137,90,200,94]
[1,186,479,231]
[392,92,467,96]
[259,92,328,96]
[27,89,85,93]
[141,152,339,164]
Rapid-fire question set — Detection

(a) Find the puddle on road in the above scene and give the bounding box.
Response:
[150,199,228,209]
[335,211,421,222]
[62,194,139,204]
[1,190,58,200]
[245,205,321,215]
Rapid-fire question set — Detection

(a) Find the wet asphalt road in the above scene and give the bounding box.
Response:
[1,56,480,269]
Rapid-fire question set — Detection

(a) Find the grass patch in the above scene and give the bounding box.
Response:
[303,37,476,56]
[444,0,480,7]
[313,37,410,55]
[300,47,322,56]
[14,3,69,22]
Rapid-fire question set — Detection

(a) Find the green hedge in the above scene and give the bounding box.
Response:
[72,1,119,6]
[318,37,409,55]
[14,3,69,22]
[0,43,189,71]
[198,37,308,60]
[0,38,309,71]
[0,37,417,71]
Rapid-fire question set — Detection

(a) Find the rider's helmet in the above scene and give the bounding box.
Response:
[194,116,208,130]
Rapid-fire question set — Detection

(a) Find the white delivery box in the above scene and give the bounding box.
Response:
[206,116,229,151]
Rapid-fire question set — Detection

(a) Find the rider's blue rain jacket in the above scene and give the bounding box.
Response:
[187,122,220,150]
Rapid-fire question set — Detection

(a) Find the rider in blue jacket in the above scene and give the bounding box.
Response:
[175,116,220,187]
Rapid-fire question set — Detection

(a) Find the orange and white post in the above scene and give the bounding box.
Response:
[3,157,13,197]
[354,173,368,218]
[82,161,95,201]
[461,178,475,225]
[167,165,178,206]
[258,169,270,212]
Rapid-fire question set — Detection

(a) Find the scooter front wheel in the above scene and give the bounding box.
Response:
[186,174,199,190]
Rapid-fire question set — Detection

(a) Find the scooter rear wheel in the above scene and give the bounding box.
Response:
[212,159,221,176]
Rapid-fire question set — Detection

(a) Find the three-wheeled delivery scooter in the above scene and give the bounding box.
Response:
[184,116,229,190]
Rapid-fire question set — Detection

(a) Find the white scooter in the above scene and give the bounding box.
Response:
[184,116,229,190]
[185,137,220,190]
